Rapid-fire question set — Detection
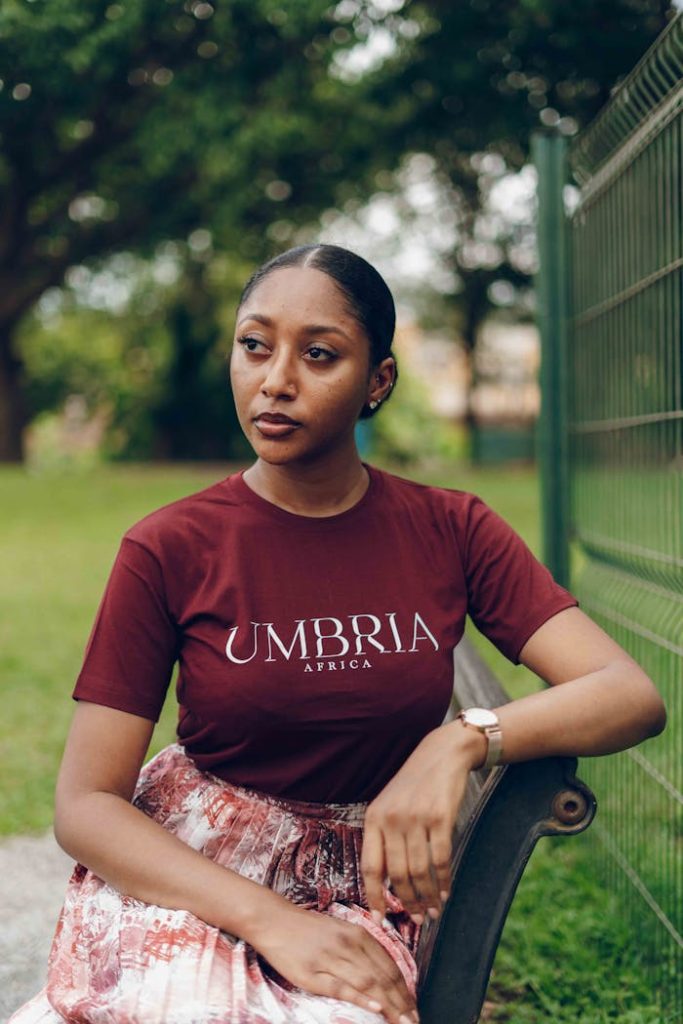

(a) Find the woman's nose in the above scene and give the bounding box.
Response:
[261,351,297,398]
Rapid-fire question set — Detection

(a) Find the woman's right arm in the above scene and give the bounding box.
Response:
[54,701,419,1024]
[54,700,290,940]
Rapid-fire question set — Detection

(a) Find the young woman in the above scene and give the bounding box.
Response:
[10,244,666,1024]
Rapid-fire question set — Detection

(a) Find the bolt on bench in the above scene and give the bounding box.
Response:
[415,637,597,1024]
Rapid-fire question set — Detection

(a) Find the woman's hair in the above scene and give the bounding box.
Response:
[237,243,398,419]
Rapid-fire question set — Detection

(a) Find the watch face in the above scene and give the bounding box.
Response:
[464,707,498,728]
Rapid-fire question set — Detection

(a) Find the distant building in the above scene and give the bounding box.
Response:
[471,320,540,425]
[393,319,469,419]
[394,317,539,422]
[393,316,540,463]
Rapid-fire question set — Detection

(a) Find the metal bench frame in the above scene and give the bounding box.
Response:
[415,637,597,1024]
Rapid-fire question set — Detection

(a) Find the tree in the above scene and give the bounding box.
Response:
[345,0,675,435]
[0,0,386,460]
[3,0,675,461]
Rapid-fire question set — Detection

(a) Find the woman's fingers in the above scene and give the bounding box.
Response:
[359,925,412,994]
[317,971,412,1024]
[360,820,387,920]
[400,825,441,918]
[344,936,419,1023]
[249,904,419,1021]
[428,821,453,905]
[317,939,419,1024]
[362,806,456,923]
[353,924,419,1022]
[382,828,416,917]
[376,823,454,920]
[383,825,445,922]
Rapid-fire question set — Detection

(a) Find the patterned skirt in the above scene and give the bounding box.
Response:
[8,743,421,1023]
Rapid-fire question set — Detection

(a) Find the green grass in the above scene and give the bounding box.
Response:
[0,461,239,834]
[484,838,666,1024]
[0,457,665,1021]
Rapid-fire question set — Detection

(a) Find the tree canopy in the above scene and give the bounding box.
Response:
[0,0,379,457]
[0,0,675,460]
[350,0,673,345]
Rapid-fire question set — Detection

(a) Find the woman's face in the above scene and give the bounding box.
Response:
[230,266,388,466]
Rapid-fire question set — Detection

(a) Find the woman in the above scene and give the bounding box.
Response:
[10,243,666,1024]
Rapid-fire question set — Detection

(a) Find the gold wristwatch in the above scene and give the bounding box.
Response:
[455,707,503,769]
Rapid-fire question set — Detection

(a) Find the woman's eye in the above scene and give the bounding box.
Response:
[306,346,335,362]
[237,335,265,353]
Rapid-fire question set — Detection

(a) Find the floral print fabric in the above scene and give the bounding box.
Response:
[9,744,421,1023]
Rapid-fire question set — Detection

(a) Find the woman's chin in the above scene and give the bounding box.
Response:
[250,439,304,465]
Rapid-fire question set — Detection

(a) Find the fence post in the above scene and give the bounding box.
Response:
[532,130,570,589]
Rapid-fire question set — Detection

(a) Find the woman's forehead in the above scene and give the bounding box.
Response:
[240,265,354,322]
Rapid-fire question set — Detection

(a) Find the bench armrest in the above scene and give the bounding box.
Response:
[414,637,597,1024]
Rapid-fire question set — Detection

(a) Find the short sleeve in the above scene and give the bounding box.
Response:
[463,496,579,665]
[72,537,179,721]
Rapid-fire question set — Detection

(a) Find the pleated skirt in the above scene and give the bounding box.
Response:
[8,743,421,1023]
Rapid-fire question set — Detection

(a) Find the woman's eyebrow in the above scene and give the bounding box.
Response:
[237,312,352,342]
[302,324,352,342]
[237,312,272,327]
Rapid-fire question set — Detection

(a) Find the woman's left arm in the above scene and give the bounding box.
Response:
[469,605,666,762]
[361,606,667,927]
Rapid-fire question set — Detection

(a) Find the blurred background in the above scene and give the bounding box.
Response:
[0,0,676,471]
[1,2,682,1022]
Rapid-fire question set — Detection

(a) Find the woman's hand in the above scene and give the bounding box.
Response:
[361,722,486,925]
[247,902,419,1023]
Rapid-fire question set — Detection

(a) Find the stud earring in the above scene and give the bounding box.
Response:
[369,399,379,410]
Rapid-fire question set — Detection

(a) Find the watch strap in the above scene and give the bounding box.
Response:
[456,708,503,769]
[482,722,503,769]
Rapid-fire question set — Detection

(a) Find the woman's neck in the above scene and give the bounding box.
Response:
[242,450,369,517]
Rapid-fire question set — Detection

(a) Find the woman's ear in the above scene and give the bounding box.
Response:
[366,357,396,408]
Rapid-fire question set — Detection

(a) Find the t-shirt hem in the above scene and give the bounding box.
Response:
[72,683,164,723]
[509,596,580,665]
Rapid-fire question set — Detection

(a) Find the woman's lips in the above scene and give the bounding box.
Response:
[254,414,302,438]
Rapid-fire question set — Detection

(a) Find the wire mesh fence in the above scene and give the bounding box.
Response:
[564,12,682,1018]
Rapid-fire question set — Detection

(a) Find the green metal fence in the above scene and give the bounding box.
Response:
[535,12,682,1020]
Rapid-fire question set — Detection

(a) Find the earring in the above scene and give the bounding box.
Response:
[369,399,380,410]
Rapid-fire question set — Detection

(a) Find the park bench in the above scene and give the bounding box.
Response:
[415,636,597,1024]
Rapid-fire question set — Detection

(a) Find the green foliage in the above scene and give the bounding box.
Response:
[488,837,665,1023]
[21,304,171,431]
[18,255,254,460]
[0,0,371,319]
[0,0,393,458]
[369,365,468,466]
[351,0,675,331]
[361,0,673,167]
[1,0,675,461]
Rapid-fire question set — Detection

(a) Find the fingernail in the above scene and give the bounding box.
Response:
[440,890,450,902]
[427,906,440,920]
[399,1015,413,1024]
[410,912,424,925]
[370,909,383,926]
[367,998,383,1012]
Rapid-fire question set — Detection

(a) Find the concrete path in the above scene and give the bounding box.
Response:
[0,831,73,1023]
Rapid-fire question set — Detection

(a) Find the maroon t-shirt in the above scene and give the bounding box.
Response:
[72,464,578,802]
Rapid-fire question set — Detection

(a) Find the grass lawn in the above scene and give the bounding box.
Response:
[0,458,664,1022]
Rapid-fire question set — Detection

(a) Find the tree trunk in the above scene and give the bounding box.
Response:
[461,279,485,466]
[0,321,27,462]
